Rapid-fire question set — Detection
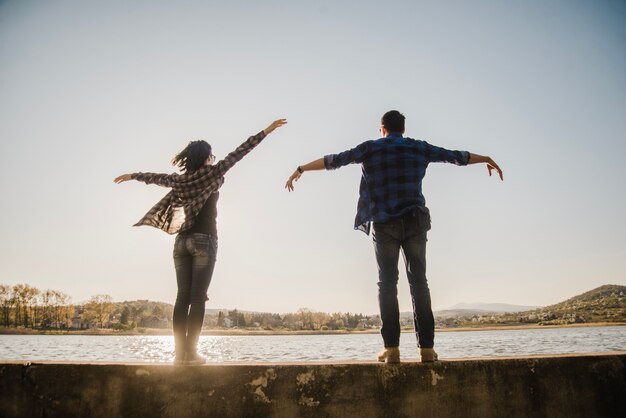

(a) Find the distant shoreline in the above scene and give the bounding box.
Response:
[1,322,623,336]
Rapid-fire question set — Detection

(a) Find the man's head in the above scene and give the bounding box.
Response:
[381,110,405,136]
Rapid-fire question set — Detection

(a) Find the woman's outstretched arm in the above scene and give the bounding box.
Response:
[212,119,287,178]
[114,174,132,183]
[115,119,286,185]
[113,172,176,187]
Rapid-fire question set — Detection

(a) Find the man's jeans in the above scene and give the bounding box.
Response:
[172,233,217,356]
[372,207,435,349]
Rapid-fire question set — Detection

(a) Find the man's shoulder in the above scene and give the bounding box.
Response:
[401,136,428,144]
[371,136,429,148]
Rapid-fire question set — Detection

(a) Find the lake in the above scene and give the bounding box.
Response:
[1,326,624,363]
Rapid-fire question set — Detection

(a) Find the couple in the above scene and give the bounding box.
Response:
[115,111,503,365]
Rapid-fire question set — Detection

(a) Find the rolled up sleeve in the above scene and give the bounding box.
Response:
[324,141,372,170]
[131,172,177,187]
[424,142,470,166]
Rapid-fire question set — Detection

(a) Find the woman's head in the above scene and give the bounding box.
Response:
[172,140,213,172]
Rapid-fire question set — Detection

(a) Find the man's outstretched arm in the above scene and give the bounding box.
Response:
[467,153,504,180]
[285,141,371,192]
[285,158,325,191]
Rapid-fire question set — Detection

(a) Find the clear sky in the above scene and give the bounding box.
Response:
[1,0,624,314]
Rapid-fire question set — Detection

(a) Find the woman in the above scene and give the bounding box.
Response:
[114,119,286,365]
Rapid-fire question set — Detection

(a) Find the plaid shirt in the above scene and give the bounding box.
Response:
[324,132,470,234]
[131,131,266,234]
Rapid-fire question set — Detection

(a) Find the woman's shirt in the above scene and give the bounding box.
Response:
[130,131,266,235]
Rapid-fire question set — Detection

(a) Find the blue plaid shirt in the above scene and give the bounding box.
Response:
[324,132,470,234]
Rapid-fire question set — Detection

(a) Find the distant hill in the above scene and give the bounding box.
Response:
[521,284,626,324]
[433,284,626,328]
[432,303,540,320]
[543,284,625,309]
[434,309,494,319]
[120,285,625,328]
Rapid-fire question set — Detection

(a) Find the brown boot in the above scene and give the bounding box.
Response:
[420,348,438,363]
[377,347,400,364]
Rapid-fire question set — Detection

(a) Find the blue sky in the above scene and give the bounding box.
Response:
[1,0,624,313]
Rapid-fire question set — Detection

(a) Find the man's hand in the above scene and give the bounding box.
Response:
[486,158,503,181]
[263,119,288,136]
[468,153,504,181]
[114,174,132,184]
[284,158,326,192]
[285,169,302,192]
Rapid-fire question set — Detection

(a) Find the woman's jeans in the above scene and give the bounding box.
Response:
[173,232,217,357]
[372,207,434,349]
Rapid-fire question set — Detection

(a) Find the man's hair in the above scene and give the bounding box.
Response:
[381,110,405,133]
[172,140,212,172]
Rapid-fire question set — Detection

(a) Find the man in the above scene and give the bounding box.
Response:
[285,110,503,363]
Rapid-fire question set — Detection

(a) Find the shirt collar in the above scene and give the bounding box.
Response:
[385,132,403,138]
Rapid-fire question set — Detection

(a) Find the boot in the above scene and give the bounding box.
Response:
[420,348,438,363]
[377,347,400,364]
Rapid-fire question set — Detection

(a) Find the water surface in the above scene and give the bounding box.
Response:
[1,326,624,363]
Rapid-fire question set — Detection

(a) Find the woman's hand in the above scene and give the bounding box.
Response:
[114,174,132,184]
[285,169,302,192]
[263,119,287,136]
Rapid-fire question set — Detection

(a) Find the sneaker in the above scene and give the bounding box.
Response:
[185,352,206,366]
[377,347,400,364]
[420,348,438,363]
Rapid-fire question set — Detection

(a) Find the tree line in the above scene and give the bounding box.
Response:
[208,308,381,331]
[0,283,381,331]
[0,283,173,330]
[1,283,74,329]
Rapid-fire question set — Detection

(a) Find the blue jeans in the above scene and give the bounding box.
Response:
[172,233,217,357]
[373,207,434,349]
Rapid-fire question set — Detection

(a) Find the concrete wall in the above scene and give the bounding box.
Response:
[1,353,624,418]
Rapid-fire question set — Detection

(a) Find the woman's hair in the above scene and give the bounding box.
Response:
[172,140,212,172]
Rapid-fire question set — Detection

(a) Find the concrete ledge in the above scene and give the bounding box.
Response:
[1,353,624,417]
